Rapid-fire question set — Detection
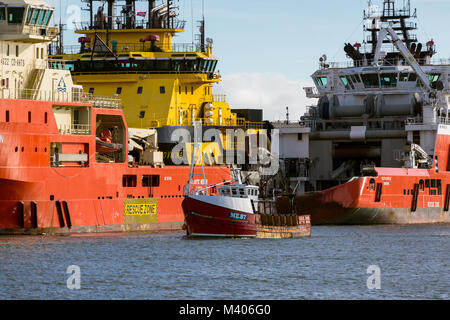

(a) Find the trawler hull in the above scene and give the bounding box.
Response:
[182,195,258,238]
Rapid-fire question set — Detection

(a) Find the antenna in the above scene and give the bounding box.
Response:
[286,106,289,124]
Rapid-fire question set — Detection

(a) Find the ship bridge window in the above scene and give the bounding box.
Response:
[25,8,33,24]
[29,8,39,25]
[36,9,45,26]
[350,74,361,83]
[65,63,74,71]
[428,74,441,83]
[361,73,380,88]
[0,6,6,21]
[7,6,25,24]
[340,76,354,90]
[340,76,349,88]
[42,10,52,27]
[380,73,398,88]
[314,77,328,86]
[345,76,355,89]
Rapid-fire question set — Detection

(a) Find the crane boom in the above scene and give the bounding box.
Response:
[373,24,432,92]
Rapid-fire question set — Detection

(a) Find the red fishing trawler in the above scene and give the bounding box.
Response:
[182,130,311,238]
[0,0,230,235]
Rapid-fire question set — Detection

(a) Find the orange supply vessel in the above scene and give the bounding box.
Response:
[0,0,230,235]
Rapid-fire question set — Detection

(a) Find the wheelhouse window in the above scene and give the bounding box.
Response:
[7,6,25,24]
[350,74,361,83]
[26,8,33,24]
[36,9,45,26]
[361,73,380,88]
[315,77,328,86]
[0,6,6,21]
[345,76,355,89]
[42,10,52,26]
[428,74,441,83]
[340,76,349,87]
[380,73,398,88]
[30,9,39,25]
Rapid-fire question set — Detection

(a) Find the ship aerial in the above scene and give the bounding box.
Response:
[274,0,450,225]
[0,0,230,235]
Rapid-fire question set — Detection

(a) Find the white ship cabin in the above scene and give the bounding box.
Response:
[306,64,450,98]
[0,0,56,42]
[217,184,260,201]
[0,0,122,106]
[0,0,84,102]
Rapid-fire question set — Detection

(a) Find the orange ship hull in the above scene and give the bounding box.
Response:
[295,168,450,225]
[294,131,450,225]
[0,99,230,235]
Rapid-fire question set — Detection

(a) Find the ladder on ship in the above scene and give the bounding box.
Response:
[186,121,208,195]
[24,68,45,100]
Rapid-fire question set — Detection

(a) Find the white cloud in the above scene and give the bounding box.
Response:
[214,72,317,121]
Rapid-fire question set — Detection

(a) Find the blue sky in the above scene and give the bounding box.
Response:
[48,0,450,120]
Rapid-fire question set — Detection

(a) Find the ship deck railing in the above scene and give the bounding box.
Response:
[0,88,121,109]
[74,18,186,32]
[3,25,59,38]
[147,117,264,129]
[323,57,450,69]
[58,124,91,135]
[407,116,450,126]
[60,42,206,55]
[272,120,310,129]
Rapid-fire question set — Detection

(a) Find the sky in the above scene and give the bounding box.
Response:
[48,0,450,121]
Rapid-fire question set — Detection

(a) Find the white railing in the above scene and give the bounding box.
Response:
[58,124,91,135]
[212,94,227,103]
[323,58,450,69]
[272,120,311,129]
[85,94,122,109]
[0,88,121,109]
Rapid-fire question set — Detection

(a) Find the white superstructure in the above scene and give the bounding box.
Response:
[274,0,450,195]
[0,0,85,102]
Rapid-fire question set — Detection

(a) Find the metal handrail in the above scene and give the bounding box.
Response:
[58,42,206,55]
[322,58,450,69]
[74,18,186,31]
[0,88,121,108]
